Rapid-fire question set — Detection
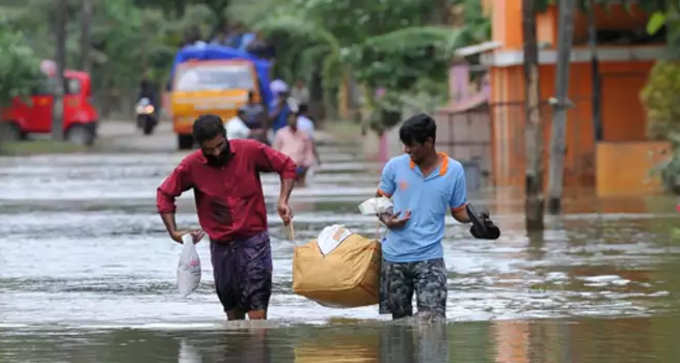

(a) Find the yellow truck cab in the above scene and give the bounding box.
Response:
[171,59,262,149]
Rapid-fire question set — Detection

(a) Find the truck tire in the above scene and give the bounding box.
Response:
[0,122,22,141]
[66,124,95,145]
[178,134,194,149]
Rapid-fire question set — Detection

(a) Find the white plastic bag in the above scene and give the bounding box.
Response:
[358,197,394,215]
[317,224,352,256]
[177,234,201,297]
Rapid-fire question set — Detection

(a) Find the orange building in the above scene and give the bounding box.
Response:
[482,1,670,195]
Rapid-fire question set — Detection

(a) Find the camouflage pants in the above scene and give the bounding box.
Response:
[379,258,447,319]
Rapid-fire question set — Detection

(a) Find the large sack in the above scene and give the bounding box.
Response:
[293,234,381,307]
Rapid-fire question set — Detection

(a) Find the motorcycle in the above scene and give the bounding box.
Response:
[135,97,157,135]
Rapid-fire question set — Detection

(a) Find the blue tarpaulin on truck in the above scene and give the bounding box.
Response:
[169,44,273,107]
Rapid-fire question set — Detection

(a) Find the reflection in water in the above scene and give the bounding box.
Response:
[293,321,449,363]
[405,322,449,363]
[2,317,680,362]
[178,338,202,363]
[294,329,379,362]
[211,328,272,363]
[493,321,528,363]
[526,230,545,261]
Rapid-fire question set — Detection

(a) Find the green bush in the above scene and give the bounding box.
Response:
[641,61,680,193]
[641,61,680,139]
[652,133,680,193]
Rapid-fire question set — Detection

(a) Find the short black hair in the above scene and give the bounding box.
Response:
[193,114,225,144]
[298,103,309,114]
[399,113,437,145]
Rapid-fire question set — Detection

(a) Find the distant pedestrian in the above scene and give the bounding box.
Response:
[273,112,315,186]
[268,80,291,134]
[241,90,266,129]
[225,108,251,140]
[296,104,320,165]
[290,79,310,105]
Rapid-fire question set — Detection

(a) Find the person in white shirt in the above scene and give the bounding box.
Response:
[296,112,314,140]
[225,108,251,140]
[295,104,320,165]
[291,79,310,105]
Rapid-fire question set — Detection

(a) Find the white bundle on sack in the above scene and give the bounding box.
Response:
[177,234,201,297]
[316,224,352,255]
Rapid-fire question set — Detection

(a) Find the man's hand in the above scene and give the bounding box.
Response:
[170,229,205,244]
[379,210,411,230]
[278,201,293,225]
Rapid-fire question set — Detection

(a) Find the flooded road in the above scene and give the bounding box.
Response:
[1,125,680,362]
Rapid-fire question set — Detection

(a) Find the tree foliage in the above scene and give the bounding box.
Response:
[0,17,41,106]
[134,0,230,29]
[235,0,488,128]
[347,27,462,89]
[3,0,491,124]
[289,0,438,45]
[2,0,227,115]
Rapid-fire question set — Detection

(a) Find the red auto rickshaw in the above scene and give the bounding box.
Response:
[0,70,99,145]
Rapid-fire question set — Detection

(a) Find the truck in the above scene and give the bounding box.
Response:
[168,44,272,149]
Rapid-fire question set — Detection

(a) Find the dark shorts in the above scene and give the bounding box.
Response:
[210,231,272,312]
[379,258,447,319]
[295,166,308,178]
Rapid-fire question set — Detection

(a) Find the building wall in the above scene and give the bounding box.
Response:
[486,0,659,189]
[489,57,654,188]
[596,141,671,196]
[491,0,523,50]
[572,4,649,44]
[496,1,651,48]
[536,6,557,47]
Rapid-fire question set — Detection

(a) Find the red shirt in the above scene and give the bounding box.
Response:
[157,139,297,241]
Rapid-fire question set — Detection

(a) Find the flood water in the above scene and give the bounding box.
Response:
[1,138,680,362]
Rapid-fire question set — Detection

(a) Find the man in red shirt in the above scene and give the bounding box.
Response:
[157,114,297,321]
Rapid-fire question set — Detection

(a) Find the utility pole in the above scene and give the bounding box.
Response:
[523,0,544,230]
[588,0,602,142]
[547,0,576,214]
[52,0,68,141]
[80,0,93,73]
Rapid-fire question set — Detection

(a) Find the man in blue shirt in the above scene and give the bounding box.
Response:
[269,90,291,134]
[375,113,498,320]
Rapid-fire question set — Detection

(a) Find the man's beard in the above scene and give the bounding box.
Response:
[205,143,231,166]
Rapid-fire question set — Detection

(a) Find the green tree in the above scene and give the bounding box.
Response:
[2,0,225,116]
[234,0,486,127]
[346,26,463,132]
[135,0,230,35]
[0,17,41,142]
[641,1,680,192]
[0,18,41,106]
[250,14,342,115]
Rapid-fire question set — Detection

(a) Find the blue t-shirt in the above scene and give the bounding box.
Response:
[269,100,290,133]
[378,153,467,262]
